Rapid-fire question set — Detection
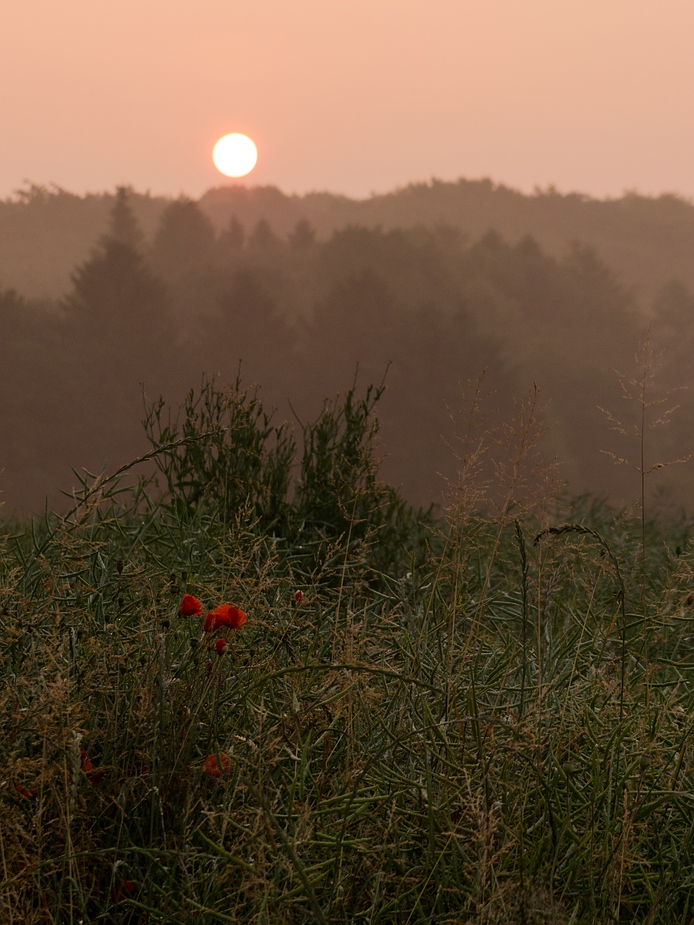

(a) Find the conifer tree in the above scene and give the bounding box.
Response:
[107,186,145,251]
[217,215,245,255]
[247,218,281,251]
[151,198,216,275]
[288,218,316,249]
[62,194,179,466]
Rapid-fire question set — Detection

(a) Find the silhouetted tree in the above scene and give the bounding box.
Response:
[302,270,394,395]
[107,186,145,251]
[202,268,296,402]
[62,197,179,471]
[151,198,216,276]
[247,219,281,252]
[217,215,245,256]
[0,290,64,510]
[288,219,316,249]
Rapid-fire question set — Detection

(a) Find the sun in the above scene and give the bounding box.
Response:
[212,133,258,178]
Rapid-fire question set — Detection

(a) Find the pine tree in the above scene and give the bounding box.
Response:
[288,219,316,249]
[62,195,179,466]
[247,219,281,251]
[151,198,216,276]
[106,186,145,251]
[217,215,245,256]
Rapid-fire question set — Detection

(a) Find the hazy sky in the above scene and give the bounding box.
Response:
[2,1,694,201]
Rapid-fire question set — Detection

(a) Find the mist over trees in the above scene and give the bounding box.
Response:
[5,179,694,301]
[1,185,693,515]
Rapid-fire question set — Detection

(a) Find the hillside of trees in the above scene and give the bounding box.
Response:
[3,179,694,304]
[2,187,694,516]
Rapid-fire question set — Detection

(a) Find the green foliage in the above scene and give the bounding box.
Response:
[144,376,295,531]
[4,457,694,922]
[143,377,431,580]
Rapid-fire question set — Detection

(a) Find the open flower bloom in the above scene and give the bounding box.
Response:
[179,594,203,617]
[203,604,246,632]
[203,753,231,778]
[215,638,227,655]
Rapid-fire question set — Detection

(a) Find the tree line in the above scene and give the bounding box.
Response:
[2,188,693,515]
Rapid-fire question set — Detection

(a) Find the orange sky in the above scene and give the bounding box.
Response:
[2,1,694,201]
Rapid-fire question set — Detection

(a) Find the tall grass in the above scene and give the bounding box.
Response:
[2,381,694,923]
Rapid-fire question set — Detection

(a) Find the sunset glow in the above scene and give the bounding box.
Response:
[212,133,258,178]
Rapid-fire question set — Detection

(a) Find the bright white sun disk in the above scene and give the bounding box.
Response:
[213,133,258,178]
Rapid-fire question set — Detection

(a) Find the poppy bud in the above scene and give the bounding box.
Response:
[294,590,303,604]
[215,638,227,655]
[686,592,694,606]
[116,560,123,575]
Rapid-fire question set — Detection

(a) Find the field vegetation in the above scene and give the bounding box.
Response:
[3,378,694,923]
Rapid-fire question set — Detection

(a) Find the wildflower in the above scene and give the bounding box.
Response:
[14,782,37,799]
[80,747,94,774]
[80,747,105,785]
[686,592,694,606]
[179,594,203,617]
[203,753,231,778]
[111,878,136,903]
[215,638,227,655]
[294,590,303,604]
[203,604,246,632]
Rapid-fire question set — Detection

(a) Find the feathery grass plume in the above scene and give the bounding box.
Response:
[600,331,694,647]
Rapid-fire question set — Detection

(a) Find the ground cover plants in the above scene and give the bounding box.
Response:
[3,380,694,923]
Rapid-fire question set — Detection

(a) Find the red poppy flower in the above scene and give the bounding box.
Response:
[294,590,303,604]
[14,782,37,799]
[203,604,246,632]
[215,638,227,655]
[203,753,231,778]
[80,747,94,774]
[111,878,136,903]
[80,748,104,784]
[89,768,105,786]
[179,594,203,617]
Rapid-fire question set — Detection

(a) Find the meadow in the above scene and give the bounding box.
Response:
[3,379,694,924]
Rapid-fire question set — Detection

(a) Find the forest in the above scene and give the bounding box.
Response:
[2,184,694,515]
